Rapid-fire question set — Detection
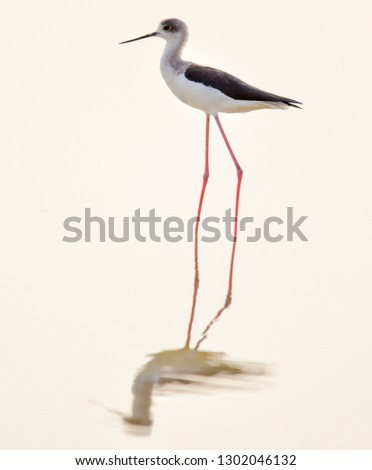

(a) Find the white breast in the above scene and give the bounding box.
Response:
[160,64,285,115]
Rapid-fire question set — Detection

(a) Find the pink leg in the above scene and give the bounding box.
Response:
[184,114,210,349]
[194,114,243,350]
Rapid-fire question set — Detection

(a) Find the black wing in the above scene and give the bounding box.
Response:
[185,64,302,108]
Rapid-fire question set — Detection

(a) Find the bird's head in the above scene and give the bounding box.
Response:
[120,18,188,45]
[156,18,188,42]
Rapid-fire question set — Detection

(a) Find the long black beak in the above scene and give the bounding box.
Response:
[119,32,158,45]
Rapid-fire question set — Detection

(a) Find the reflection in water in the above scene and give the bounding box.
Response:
[122,113,260,434]
[118,120,256,434]
[194,236,238,350]
[123,348,269,432]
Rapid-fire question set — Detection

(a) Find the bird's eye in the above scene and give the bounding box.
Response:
[163,25,171,31]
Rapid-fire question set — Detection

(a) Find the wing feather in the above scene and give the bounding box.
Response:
[185,65,302,108]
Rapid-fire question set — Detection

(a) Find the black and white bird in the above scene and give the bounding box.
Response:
[121,18,301,349]
[120,18,301,116]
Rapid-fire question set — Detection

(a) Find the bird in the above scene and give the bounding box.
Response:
[120,18,301,349]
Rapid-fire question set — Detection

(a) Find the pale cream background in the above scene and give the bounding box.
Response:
[1,0,371,449]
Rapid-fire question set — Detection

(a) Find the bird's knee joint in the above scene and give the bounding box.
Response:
[203,171,209,181]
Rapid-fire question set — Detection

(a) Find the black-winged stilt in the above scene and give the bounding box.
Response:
[120,18,301,349]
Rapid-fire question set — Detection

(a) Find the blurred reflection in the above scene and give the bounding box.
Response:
[117,122,262,434]
[123,348,269,433]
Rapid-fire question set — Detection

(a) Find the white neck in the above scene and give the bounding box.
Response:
[160,35,186,72]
